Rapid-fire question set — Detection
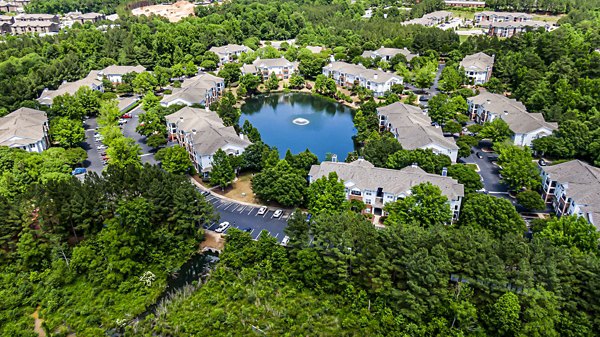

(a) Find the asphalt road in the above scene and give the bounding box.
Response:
[121,104,158,166]
[82,117,105,173]
[203,192,289,243]
[462,147,508,194]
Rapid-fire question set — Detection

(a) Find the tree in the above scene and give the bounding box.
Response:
[212,92,240,127]
[384,182,452,227]
[428,94,467,124]
[362,134,403,168]
[516,190,545,211]
[459,194,526,237]
[210,149,235,190]
[97,100,122,128]
[443,120,462,134]
[438,65,463,92]
[241,120,261,143]
[266,72,280,91]
[288,73,305,89]
[456,135,477,158]
[413,63,437,89]
[251,159,306,207]
[241,142,269,171]
[50,117,85,148]
[298,54,326,79]
[106,137,141,169]
[488,292,521,337]
[284,210,310,248]
[479,119,513,143]
[218,63,242,86]
[306,172,347,215]
[495,143,540,191]
[156,146,193,175]
[239,74,261,94]
[137,108,167,137]
[146,134,167,149]
[447,164,483,194]
[539,216,600,253]
[132,71,158,94]
[386,148,451,174]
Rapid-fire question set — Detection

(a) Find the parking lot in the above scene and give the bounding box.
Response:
[202,192,289,243]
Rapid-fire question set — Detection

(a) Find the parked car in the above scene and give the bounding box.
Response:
[419,95,429,101]
[121,112,132,118]
[201,190,210,196]
[475,152,484,159]
[71,167,86,175]
[306,213,312,222]
[281,236,290,246]
[97,145,107,150]
[257,206,268,215]
[215,221,230,233]
[118,119,127,125]
[242,227,252,233]
[273,209,283,218]
[538,159,547,166]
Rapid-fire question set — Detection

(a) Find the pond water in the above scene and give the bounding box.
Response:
[240,93,356,161]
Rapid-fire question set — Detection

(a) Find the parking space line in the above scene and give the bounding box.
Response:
[215,203,226,209]
[255,231,263,240]
[274,233,279,239]
[247,207,254,215]
[223,203,233,210]
[239,205,247,213]
[263,212,268,218]
[250,229,255,235]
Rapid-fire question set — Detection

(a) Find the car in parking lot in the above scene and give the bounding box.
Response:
[419,95,429,101]
[475,152,484,159]
[121,112,132,118]
[215,221,230,233]
[71,167,86,175]
[257,206,268,215]
[97,145,107,150]
[201,190,210,196]
[281,236,290,246]
[242,227,252,233]
[273,209,283,218]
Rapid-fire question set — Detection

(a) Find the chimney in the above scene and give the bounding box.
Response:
[504,110,508,115]
[192,129,196,135]
[486,99,491,104]
[331,154,338,163]
[442,167,447,177]
[562,182,568,190]
[411,162,418,168]
[373,73,378,80]
[179,116,184,123]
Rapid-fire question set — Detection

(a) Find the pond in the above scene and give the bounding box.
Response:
[240,93,356,161]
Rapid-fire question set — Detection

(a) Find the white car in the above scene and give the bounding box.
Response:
[257,206,268,215]
[281,236,290,246]
[215,221,229,233]
[97,145,106,150]
[273,209,283,218]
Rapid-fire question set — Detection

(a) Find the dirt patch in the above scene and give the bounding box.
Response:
[212,173,260,204]
[31,306,46,337]
[131,1,195,22]
[200,230,225,251]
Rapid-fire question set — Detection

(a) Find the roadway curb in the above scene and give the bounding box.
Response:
[189,178,268,209]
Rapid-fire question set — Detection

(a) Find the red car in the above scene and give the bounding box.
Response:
[121,112,132,118]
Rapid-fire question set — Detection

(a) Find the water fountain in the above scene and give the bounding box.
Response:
[292,117,310,126]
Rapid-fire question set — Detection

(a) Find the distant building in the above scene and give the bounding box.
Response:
[485,20,551,38]
[165,107,251,176]
[62,12,106,27]
[474,11,533,26]
[308,159,464,220]
[541,160,600,229]
[322,61,402,97]
[444,0,485,8]
[161,72,224,107]
[209,44,253,65]
[305,46,324,54]
[0,2,19,12]
[97,65,146,84]
[377,102,459,162]
[241,57,298,80]
[362,47,418,62]
[460,52,494,85]
[467,92,557,147]
[14,13,59,23]
[37,70,104,105]
[0,107,49,152]
[402,11,453,27]
[10,20,59,35]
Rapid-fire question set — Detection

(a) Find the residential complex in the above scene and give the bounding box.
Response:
[10,14,60,35]
[361,47,418,62]
[161,72,224,107]
[402,11,453,27]
[322,61,402,97]
[377,102,459,162]
[0,107,49,152]
[444,0,485,8]
[241,57,298,80]
[474,11,533,25]
[308,159,464,220]
[541,160,600,229]
[165,107,251,176]
[460,52,494,85]
[97,65,146,84]
[467,92,557,147]
[209,44,253,65]
[38,70,104,105]
[62,12,105,27]
[485,21,551,38]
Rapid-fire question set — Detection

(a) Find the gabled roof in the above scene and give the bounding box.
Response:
[362,47,418,61]
[165,107,251,155]
[209,44,251,55]
[37,70,102,105]
[460,52,494,72]
[543,160,600,228]
[377,102,458,150]
[99,65,146,76]
[308,159,464,199]
[468,92,557,134]
[475,11,533,20]
[324,61,401,84]
[162,73,223,106]
[252,57,297,68]
[0,108,47,147]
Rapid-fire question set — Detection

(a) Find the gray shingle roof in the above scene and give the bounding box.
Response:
[460,52,494,72]
[469,92,557,134]
[37,70,102,105]
[0,108,47,147]
[362,47,418,61]
[162,73,223,106]
[209,44,251,55]
[309,159,464,199]
[252,57,297,68]
[377,102,458,150]
[324,61,401,84]
[98,65,146,76]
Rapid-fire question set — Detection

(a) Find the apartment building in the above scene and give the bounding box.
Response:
[161,72,224,107]
[474,11,533,26]
[241,57,298,80]
[322,61,402,97]
[402,11,453,27]
[308,159,464,220]
[209,44,252,65]
[444,0,485,8]
[377,102,459,162]
[460,52,494,85]
[37,70,104,105]
[0,107,49,152]
[97,65,146,84]
[165,107,251,176]
[467,92,557,147]
[541,160,600,229]
[486,21,551,38]
[361,47,418,62]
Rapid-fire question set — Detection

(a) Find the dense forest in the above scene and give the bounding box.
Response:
[1,0,600,335]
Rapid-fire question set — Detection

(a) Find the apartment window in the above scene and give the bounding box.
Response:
[29,144,36,149]
[350,190,361,196]
[365,191,372,196]
[365,200,371,205]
